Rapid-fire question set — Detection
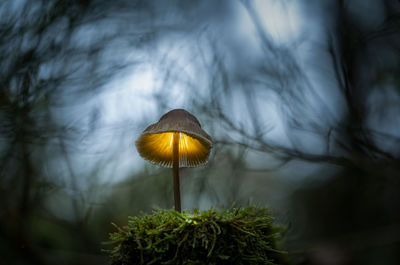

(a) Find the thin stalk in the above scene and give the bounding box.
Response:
[172,132,181,212]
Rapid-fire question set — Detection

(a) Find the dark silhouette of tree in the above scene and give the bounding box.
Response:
[0,0,160,264]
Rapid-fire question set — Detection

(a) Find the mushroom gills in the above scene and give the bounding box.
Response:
[136,132,210,167]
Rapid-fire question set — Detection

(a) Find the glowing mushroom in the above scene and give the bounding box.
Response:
[136,109,212,212]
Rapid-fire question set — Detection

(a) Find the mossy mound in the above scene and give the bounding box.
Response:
[107,206,287,265]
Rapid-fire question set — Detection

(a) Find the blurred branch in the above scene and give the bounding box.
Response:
[198,0,400,171]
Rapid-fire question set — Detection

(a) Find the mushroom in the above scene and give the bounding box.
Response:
[136,109,212,212]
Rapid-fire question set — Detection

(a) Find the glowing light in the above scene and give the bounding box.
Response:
[136,132,210,167]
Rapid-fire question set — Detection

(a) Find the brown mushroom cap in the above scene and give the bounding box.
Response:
[135,109,213,167]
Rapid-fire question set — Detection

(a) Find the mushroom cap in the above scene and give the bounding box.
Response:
[136,109,213,167]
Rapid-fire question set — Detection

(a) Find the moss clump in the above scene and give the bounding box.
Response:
[107,206,287,265]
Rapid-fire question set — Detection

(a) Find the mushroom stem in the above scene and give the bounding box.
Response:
[172,132,181,212]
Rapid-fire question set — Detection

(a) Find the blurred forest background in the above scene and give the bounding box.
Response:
[1,0,400,264]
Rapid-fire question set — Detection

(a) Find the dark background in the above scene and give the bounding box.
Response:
[1,0,400,264]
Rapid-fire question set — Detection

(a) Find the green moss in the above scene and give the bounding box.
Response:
[106,206,287,265]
